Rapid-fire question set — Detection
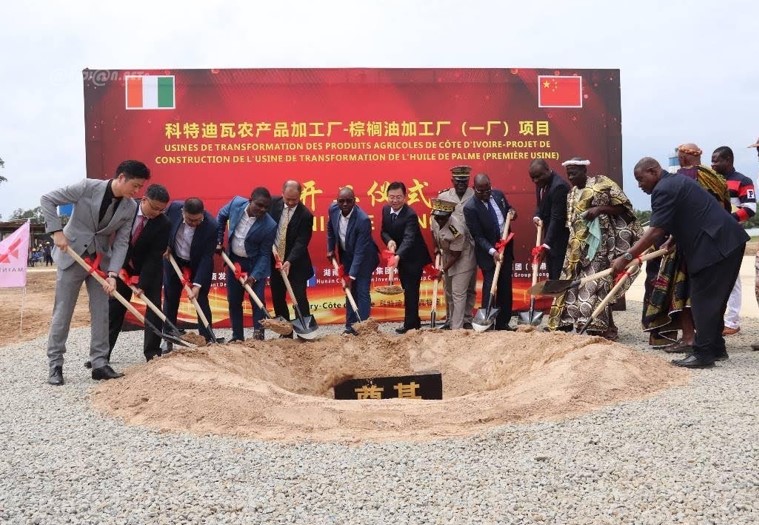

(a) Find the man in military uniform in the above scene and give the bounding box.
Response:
[437,165,476,328]
[431,197,477,330]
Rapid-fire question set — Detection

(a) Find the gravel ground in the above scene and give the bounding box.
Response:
[0,301,757,524]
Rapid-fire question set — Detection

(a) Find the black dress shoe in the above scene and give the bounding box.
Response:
[92,365,125,380]
[462,322,473,330]
[672,354,715,369]
[278,333,294,339]
[227,338,244,344]
[714,351,729,361]
[83,360,92,369]
[343,328,358,336]
[439,322,451,330]
[48,366,64,386]
[395,326,410,334]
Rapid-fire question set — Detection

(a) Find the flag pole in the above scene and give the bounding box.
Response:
[19,286,26,336]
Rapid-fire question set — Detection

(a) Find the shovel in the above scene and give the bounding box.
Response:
[528,248,668,297]
[219,251,294,337]
[518,220,544,326]
[472,210,515,332]
[578,258,642,335]
[117,269,201,346]
[167,253,224,343]
[331,257,363,323]
[429,253,442,328]
[272,248,319,340]
[68,248,192,348]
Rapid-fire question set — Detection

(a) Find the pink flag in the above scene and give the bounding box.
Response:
[0,221,31,288]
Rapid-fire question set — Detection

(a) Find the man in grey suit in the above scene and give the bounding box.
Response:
[40,160,151,385]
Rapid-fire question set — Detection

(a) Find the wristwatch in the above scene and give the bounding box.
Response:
[622,252,634,261]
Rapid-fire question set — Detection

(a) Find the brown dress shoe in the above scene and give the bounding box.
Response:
[722,326,740,336]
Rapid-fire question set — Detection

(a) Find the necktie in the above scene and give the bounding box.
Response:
[277,207,291,259]
[486,200,500,233]
[391,212,397,223]
[131,215,147,246]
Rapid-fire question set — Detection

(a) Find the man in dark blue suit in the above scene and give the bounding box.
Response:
[216,187,277,341]
[529,159,570,279]
[464,173,517,330]
[381,181,432,333]
[326,187,380,335]
[163,197,219,345]
[612,157,749,368]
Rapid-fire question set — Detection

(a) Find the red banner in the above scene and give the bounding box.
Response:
[83,68,621,327]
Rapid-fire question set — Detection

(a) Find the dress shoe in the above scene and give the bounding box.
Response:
[714,351,729,361]
[395,326,418,334]
[751,343,759,351]
[91,365,125,380]
[161,341,174,355]
[83,360,92,369]
[462,322,473,330]
[672,354,715,369]
[722,326,740,336]
[253,329,265,341]
[342,327,358,336]
[278,333,294,339]
[439,322,451,330]
[227,338,244,344]
[48,366,64,386]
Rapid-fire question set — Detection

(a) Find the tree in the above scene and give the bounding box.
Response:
[10,206,44,224]
[634,209,651,226]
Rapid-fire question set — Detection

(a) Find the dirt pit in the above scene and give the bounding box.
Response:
[92,326,690,443]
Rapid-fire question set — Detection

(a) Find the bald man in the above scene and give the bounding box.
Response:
[614,157,747,368]
[529,159,570,279]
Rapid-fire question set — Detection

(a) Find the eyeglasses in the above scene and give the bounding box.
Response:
[182,212,204,226]
[143,198,167,213]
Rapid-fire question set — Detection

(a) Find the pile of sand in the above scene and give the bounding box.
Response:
[92,328,690,442]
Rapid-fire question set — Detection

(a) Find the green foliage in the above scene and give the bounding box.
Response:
[10,206,44,223]
[634,209,651,225]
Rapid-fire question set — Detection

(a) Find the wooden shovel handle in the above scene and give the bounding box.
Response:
[431,253,441,312]
[578,248,668,286]
[589,262,640,321]
[220,251,268,312]
[67,248,147,325]
[331,257,361,318]
[120,278,168,323]
[490,210,515,296]
[531,220,543,288]
[272,247,300,308]
[167,253,212,330]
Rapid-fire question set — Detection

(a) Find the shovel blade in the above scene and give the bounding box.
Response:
[472,306,499,332]
[293,315,319,340]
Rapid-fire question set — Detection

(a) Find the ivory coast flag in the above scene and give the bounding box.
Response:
[125,75,175,110]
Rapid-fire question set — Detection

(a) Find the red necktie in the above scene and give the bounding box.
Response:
[131,216,147,246]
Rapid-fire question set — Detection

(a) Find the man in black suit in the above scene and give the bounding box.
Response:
[463,173,517,330]
[612,157,748,368]
[269,180,315,336]
[163,197,219,345]
[381,181,433,333]
[102,184,170,365]
[529,159,570,279]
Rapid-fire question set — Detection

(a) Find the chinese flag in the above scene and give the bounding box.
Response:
[538,75,583,108]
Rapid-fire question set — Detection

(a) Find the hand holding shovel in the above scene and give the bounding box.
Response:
[578,257,643,335]
[518,219,544,326]
[218,251,294,336]
[271,247,319,339]
[331,257,362,323]
[68,249,192,348]
[376,245,403,295]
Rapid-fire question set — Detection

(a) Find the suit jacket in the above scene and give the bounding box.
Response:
[269,197,315,280]
[216,196,277,281]
[463,189,514,271]
[535,171,570,252]
[326,203,380,278]
[650,172,749,274]
[380,204,432,269]
[40,178,137,272]
[124,204,170,290]
[165,201,218,289]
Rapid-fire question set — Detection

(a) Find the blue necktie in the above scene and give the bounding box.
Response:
[486,201,499,233]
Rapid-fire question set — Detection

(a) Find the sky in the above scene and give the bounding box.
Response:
[1,0,757,218]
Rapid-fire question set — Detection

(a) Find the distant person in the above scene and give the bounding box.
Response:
[40,160,150,385]
[711,146,756,336]
[101,184,170,366]
[163,198,218,347]
[216,187,277,342]
[326,187,380,335]
[528,159,570,279]
[43,242,53,266]
[381,181,432,333]
[269,181,315,337]
[613,157,748,368]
